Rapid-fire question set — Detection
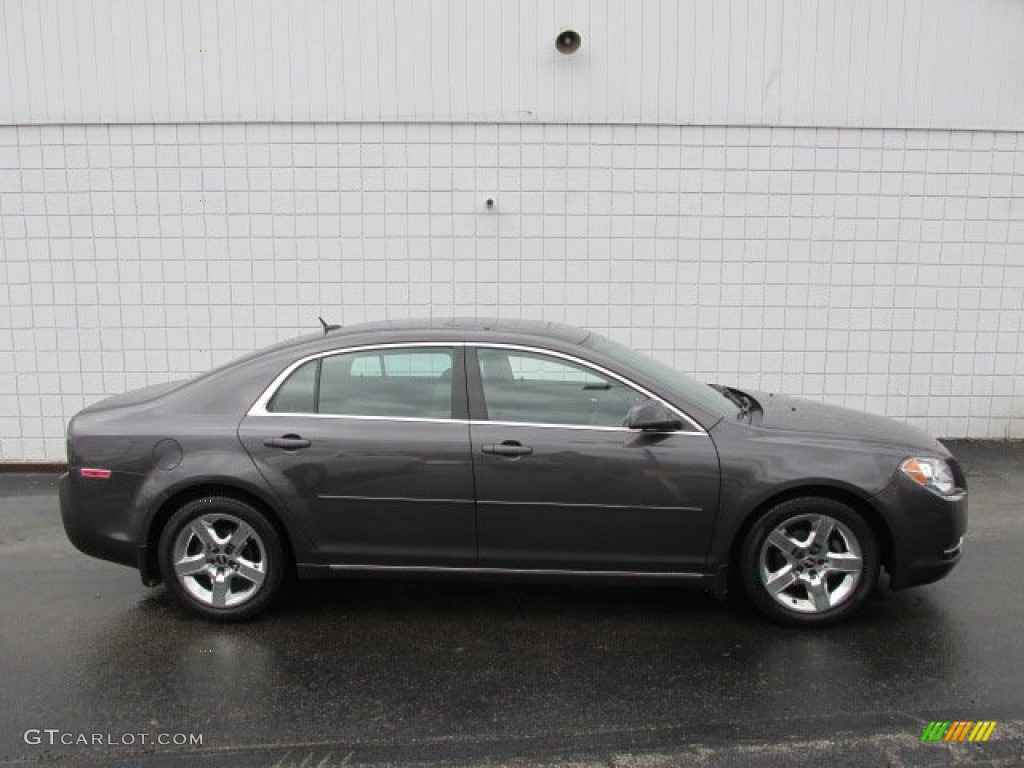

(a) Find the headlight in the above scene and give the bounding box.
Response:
[900,457,958,496]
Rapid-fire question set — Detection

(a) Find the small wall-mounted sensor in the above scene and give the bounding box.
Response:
[555,28,582,55]
[485,198,495,209]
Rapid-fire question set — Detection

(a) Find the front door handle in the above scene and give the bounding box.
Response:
[481,441,533,458]
[264,434,311,450]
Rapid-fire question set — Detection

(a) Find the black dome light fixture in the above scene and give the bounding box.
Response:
[555,27,582,55]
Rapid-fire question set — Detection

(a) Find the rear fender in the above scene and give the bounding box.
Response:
[135,446,314,572]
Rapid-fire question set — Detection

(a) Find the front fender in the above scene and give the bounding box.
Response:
[706,420,904,567]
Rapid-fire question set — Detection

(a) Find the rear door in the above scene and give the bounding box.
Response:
[467,345,720,573]
[239,344,477,566]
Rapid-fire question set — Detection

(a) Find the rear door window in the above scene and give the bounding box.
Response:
[318,347,455,419]
[267,348,456,419]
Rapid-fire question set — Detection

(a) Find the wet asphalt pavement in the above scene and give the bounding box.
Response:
[1,441,1022,767]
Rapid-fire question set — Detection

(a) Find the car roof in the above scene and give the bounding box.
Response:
[193,317,593,387]
[170,317,723,433]
[324,317,591,344]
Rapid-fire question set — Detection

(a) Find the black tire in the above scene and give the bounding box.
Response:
[158,496,286,621]
[739,497,879,627]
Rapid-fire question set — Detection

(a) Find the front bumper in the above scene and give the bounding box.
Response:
[871,470,968,590]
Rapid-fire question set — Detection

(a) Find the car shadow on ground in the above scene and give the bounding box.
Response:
[102,576,968,728]
[10,555,1003,766]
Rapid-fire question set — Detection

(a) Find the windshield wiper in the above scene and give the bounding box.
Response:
[731,388,761,422]
[712,385,759,421]
[735,397,753,421]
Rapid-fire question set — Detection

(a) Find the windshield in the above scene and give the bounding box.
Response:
[586,333,740,421]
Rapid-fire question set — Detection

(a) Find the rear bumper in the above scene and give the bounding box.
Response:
[59,471,141,571]
[871,472,968,590]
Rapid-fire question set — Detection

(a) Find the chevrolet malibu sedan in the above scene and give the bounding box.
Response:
[60,318,967,625]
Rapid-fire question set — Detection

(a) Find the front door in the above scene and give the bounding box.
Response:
[239,344,477,566]
[468,346,720,573]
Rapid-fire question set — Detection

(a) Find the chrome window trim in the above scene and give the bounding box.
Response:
[254,412,470,426]
[472,419,633,433]
[247,340,708,435]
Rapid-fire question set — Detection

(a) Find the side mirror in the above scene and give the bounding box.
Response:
[626,400,683,432]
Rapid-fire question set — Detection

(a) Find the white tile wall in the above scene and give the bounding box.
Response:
[3,0,1024,130]
[1,122,1023,460]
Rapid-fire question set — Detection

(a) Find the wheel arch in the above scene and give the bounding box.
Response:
[727,484,894,581]
[142,480,298,585]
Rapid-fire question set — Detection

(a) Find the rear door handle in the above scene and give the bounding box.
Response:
[481,441,533,458]
[264,434,311,450]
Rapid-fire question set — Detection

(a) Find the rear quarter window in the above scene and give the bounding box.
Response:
[266,359,318,413]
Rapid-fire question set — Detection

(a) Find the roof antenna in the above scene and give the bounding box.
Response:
[319,316,341,334]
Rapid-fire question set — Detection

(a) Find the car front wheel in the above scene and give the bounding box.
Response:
[158,496,285,620]
[740,497,879,626]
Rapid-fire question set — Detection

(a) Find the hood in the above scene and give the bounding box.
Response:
[743,389,949,455]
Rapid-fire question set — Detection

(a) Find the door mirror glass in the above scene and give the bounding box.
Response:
[626,400,683,432]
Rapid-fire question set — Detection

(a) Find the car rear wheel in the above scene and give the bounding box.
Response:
[739,497,879,626]
[158,496,285,620]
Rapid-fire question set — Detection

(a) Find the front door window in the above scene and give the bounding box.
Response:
[476,348,646,428]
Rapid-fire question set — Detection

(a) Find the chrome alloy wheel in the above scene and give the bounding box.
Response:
[171,513,267,608]
[758,513,864,614]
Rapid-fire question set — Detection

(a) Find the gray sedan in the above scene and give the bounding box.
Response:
[60,318,967,625]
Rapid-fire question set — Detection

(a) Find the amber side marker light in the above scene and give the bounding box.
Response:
[80,468,112,480]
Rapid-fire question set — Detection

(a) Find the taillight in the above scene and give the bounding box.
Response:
[80,468,112,480]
